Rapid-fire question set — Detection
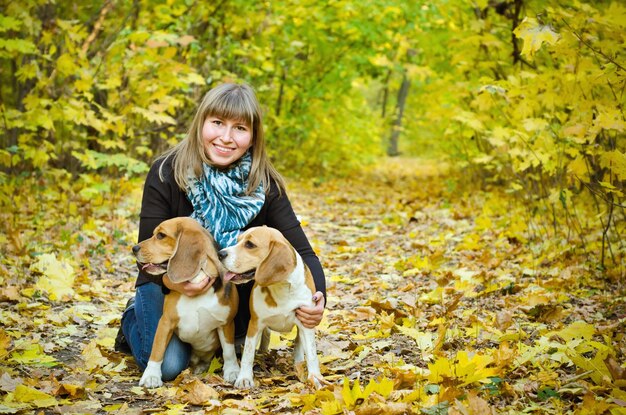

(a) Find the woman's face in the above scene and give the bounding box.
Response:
[202,116,253,168]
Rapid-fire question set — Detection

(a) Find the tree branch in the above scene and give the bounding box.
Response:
[577,177,626,208]
[562,18,626,72]
[82,0,114,55]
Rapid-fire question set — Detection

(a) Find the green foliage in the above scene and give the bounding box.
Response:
[1,0,418,178]
[399,0,625,269]
[0,0,624,268]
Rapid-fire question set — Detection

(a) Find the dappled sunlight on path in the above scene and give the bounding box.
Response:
[0,158,624,413]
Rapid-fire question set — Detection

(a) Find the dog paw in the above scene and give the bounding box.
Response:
[223,366,240,384]
[139,374,163,388]
[234,375,255,389]
[308,374,324,389]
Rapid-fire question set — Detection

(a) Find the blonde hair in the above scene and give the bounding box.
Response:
[158,83,285,195]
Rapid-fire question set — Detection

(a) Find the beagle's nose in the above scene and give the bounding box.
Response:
[132,245,141,255]
[218,249,227,261]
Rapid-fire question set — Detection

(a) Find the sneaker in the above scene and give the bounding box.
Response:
[114,297,135,354]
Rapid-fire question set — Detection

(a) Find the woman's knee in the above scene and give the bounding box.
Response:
[160,338,192,381]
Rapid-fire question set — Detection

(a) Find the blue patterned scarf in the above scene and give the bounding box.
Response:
[187,152,265,249]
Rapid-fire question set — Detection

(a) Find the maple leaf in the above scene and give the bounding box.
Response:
[428,351,498,387]
[30,253,76,301]
[600,150,626,181]
[81,340,109,371]
[177,379,219,405]
[10,344,58,367]
[396,324,434,356]
[0,329,11,360]
[513,17,560,58]
[320,399,343,415]
[547,320,595,342]
[9,385,57,408]
[341,377,394,409]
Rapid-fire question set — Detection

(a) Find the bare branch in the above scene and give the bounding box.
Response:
[562,18,626,72]
[82,1,115,55]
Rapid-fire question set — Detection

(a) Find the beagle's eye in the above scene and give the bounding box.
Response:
[244,240,256,249]
[156,232,166,240]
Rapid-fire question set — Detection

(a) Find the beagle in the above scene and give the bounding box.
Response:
[218,226,323,388]
[132,217,239,388]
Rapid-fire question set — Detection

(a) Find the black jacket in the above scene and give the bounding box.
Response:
[136,156,326,338]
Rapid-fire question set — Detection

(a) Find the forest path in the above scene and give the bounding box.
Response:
[1,157,623,414]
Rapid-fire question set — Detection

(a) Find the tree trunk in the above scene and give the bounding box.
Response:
[387,71,410,157]
[511,0,524,65]
[381,68,392,118]
[275,67,286,117]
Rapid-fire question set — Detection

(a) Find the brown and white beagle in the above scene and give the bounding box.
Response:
[218,226,323,388]
[132,217,239,388]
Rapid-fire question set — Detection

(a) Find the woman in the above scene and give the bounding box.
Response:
[115,83,326,381]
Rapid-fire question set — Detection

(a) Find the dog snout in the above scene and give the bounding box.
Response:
[218,249,227,261]
[132,244,141,255]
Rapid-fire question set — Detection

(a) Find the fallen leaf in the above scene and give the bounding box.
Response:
[178,379,219,405]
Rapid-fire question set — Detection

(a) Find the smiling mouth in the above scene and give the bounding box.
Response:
[223,269,256,284]
[139,261,168,275]
[214,144,234,153]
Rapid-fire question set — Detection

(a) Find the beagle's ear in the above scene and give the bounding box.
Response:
[255,239,296,286]
[168,227,205,283]
[203,235,224,279]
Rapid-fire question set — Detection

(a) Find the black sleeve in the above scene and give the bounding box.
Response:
[265,184,327,300]
[139,159,176,243]
[135,158,179,288]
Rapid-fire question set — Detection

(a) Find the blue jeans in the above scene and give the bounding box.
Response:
[121,283,191,380]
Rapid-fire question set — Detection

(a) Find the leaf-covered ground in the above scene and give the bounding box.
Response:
[1,158,625,414]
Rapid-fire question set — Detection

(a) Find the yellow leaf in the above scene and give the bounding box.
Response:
[330,274,361,285]
[567,348,612,386]
[163,403,189,414]
[427,351,497,386]
[514,18,560,58]
[455,351,497,386]
[427,356,453,383]
[522,117,549,132]
[10,344,58,367]
[130,386,145,395]
[13,384,57,408]
[369,54,393,68]
[295,360,308,383]
[207,356,222,374]
[81,340,109,371]
[563,123,588,143]
[548,320,595,342]
[362,377,394,399]
[420,287,444,304]
[568,156,589,181]
[320,399,343,415]
[396,325,434,353]
[600,150,626,181]
[56,53,79,77]
[453,111,485,131]
[269,326,297,349]
[342,377,363,408]
[298,389,337,412]
[54,382,85,399]
[594,108,626,132]
[0,328,11,359]
[466,392,493,414]
[580,393,613,413]
[131,106,176,125]
[179,379,219,405]
[31,253,75,301]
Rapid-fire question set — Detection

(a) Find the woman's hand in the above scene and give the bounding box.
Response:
[162,274,214,297]
[296,291,325,328]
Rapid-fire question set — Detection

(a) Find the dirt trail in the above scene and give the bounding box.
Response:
[2,157,624,414]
